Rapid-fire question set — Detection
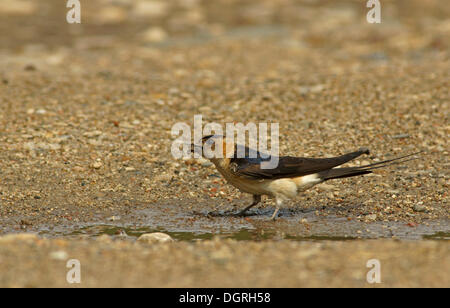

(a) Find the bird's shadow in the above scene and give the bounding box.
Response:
[192,210,258,218]
[192,206,316,218]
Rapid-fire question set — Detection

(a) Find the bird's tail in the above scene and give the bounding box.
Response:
[318,151,423,181]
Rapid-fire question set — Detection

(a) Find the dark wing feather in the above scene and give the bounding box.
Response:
[230,148,370,180]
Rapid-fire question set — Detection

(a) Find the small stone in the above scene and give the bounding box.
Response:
[133,1,168,18]
[197,157,213,167]
[49,251,68,261]
[73,166,85,172]
[392,134,410,139]
[88,139,102,146]
[298,84,324,94]
[366,214,377,221]
[83,130,103,138]
[413,204,427,212]
[138,232,173,244]
[156,173,172,182]
[92,162,103,169]
[42,143,61,150]
[316,183,335,191]
[141,27,168,43]
[23,142,36,151]
[107,216,121,221]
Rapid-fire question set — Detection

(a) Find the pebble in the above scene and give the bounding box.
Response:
[156,174,172,182]
[141,27,168,43]
[413,204,427,212]
[366,214,377,221]
[316,183,335,191]
[392,134,410,139]
[92,162,103,169]
[138,233,173,244]
[132,1,168,18]
[49,251,68,261]
[83,130,103,138]
[197,157,213,167]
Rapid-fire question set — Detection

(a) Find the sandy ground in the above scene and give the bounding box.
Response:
[0,0,448,287]
[0,234,448,288]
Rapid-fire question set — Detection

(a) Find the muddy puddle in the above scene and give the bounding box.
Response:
[36,204,450,242]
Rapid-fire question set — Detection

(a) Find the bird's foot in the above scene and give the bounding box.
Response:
[192,209,258,217]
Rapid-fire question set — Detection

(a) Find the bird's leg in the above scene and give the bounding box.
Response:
[270,208,280,220]
[237,195,261,216]
[270,198,283,220]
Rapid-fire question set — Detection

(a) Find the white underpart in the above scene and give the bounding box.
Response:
[264,178,297,207]
[296,173,323,191]
[264,173,322,203]
[267,174,323,219]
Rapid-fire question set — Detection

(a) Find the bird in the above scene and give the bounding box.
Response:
[192,135,421,220]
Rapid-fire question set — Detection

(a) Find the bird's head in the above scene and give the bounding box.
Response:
[191,135,235,160]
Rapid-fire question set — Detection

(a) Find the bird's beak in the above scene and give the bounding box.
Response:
[190,143,203,155]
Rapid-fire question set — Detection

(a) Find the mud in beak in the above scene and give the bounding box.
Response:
[190,143,203,155]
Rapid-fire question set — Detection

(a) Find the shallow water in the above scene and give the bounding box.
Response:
[38,223,449,242]
[36,203,450,242]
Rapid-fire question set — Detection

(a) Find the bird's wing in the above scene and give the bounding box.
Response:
[230,148,370,180]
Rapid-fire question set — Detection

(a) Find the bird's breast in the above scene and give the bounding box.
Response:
[212,159,268,195]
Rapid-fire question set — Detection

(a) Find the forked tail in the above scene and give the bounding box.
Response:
[318,151,423,181]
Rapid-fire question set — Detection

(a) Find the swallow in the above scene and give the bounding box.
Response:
[193,135,420,220]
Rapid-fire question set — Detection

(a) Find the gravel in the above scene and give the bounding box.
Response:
[0,0,448,287]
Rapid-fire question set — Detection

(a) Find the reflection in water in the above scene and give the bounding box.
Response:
[422,232,450,241]
[40,224,449,242]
